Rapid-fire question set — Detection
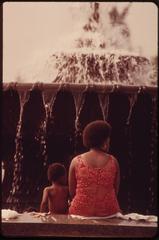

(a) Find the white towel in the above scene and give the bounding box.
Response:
[2,209,21,220]
[116,212,157,222]
[70,212,157,222]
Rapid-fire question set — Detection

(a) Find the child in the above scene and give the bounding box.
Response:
[69,120,121,217]
[40,163,69,214]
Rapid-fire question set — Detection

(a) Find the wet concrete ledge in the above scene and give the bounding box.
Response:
[1,213,158,237]
[3,82,157,95]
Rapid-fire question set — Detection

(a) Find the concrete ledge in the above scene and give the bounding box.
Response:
[2,83,157,95]
[1,213,157,237]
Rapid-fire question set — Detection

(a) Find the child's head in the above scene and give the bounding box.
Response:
[83,120,112,152]
[47,163,66,185]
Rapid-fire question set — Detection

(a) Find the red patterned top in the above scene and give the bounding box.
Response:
[69,154,121,216]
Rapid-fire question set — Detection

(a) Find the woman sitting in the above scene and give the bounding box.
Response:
[68,120,121,217]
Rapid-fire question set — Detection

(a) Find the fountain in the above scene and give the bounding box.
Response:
[2,2,157,214]
[15,2,156,86]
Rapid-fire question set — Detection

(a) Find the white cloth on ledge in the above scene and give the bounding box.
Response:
[2,209,157,223]
[70,212,157,222]
[2,209,21,220]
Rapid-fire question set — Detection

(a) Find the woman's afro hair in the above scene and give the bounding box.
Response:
[82,120,112,149]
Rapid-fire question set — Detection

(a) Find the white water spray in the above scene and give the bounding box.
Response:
[15,2,157,86]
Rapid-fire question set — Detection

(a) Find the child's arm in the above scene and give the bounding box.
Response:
[113,157,120,196]
[40,188,49,213]
[68,158,77,200]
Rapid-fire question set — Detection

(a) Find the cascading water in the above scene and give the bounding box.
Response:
[70,85,88,153]
[124,93,138,212]
[6,85,48,210]
[6,90,29,210]
[98,93,110,121]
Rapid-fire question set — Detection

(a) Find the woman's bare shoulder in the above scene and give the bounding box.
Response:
[70,154,82,166]
[109,154,117,161]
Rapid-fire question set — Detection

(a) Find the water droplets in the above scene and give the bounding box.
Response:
[17,49,156,86]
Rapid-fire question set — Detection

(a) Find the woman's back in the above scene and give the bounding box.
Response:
[69,153,121,216]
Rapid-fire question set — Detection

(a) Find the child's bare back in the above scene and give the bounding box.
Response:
[40,163,69,214]
[45,184,68,214]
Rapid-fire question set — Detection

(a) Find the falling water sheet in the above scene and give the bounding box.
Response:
[71,90,86,131]
[6,89,30,207]
[98,93,109,121]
